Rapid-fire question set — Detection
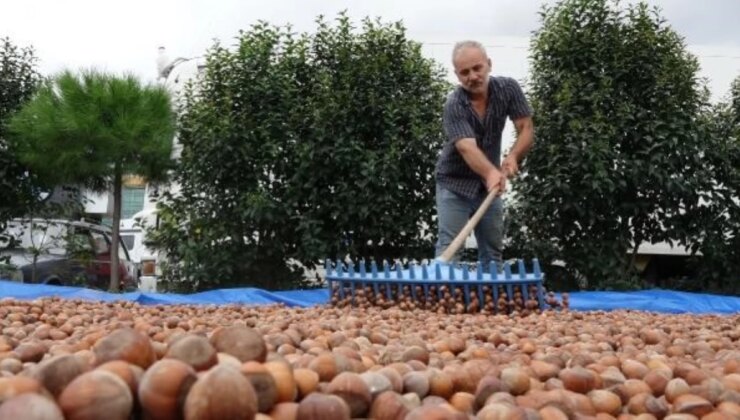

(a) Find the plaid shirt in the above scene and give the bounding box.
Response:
[436,76,533,199]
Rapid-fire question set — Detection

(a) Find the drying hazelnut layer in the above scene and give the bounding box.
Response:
[0,297,737,419]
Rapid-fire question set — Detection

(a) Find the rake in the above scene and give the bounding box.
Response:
[325,187,558,314]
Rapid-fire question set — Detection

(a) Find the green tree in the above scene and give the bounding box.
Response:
[152,14,450,292]
[8,70,175,292]
[685,75,740,294]
[0,38,42,230]
[511,0,710,290]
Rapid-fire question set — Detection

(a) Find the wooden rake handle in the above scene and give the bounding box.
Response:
[437,186,500,263]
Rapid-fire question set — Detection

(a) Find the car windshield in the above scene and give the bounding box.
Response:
[2,220,68,256]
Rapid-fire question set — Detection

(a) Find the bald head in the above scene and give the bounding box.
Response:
[452,41,491,96]
[452,40,488,63]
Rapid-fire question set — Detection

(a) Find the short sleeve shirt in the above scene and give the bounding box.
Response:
[436,76,533,199]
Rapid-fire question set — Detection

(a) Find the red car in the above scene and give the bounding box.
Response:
[0,218,138,291]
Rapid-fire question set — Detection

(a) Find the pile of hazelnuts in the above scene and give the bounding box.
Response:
[330,283,569,315]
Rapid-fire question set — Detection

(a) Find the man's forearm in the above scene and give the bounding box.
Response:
[509,118,534,161]
[455,138,500,178]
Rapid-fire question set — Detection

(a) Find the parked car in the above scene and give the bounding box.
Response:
[0,218,138,291]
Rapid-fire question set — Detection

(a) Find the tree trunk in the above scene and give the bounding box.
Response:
[109,167,122,292]
[32,254,38,283]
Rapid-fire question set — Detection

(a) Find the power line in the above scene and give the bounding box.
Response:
[423,42,528,50]
[700,54,740,60]
[421,42,740,59]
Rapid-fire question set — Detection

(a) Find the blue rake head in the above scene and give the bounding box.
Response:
[324,258,557,314]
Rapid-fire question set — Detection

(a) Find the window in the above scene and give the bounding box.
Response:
[90,231,110,255]
[122,187,146,219]
[10,220,68,256]
[120,234,135,251]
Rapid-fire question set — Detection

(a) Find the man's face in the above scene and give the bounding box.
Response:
[453,47,491,95]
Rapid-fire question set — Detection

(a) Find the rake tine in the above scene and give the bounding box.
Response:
[336,259,343,277]
[325,259,333,291]
[409,261,417,301]
[462,265,470,309]
[336,259,345,300]
[533,258,545,310]
[360,259,367,291]
[518,259,529,301]
[490,261,499,280]
[476,263,484,309]
[518,259,527,280]
[383,260,392,300]
[504,262,514,308]
[371,260,380,296]
[348,260,356,306]
[421,262,430,302]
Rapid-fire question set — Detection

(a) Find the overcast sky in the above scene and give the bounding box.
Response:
[2,0,739,102]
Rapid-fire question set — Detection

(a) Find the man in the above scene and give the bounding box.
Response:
[435,40,534,267]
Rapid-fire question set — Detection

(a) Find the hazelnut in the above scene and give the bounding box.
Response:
[96,361,142,397]
[93,328,157,369]
[0,375,46,404]
[531,360,561,381]
[294,367,320,399]
[209,325,267,363]
[672,393,714,418]
[501,367,531,396]
[449,391,475,413]
[0,393,64,420]
[474,375,508,409]
[403,371,431,399]
[427,369,455,399]
[477,402,528,420]
[30,354,90,398]
[405,404,467,420]
[360,371,393,398]
[264,359,297,403]
[665,378,691,403]
[241,361,278,413]
[308,353,339,382]
[369,390,414,420]
[621,359,649,380]
[588,389,622,416]
[269,402,299,420]
[559,366,597,394]
[378,366,405,393]
[165,334,218,371]
[643,369,670,396]
[402,346,430,365]
[12,342,46,363]
[58,369,133,420]
[326,371,372,417]
[183,364,257,420]
[296,393,351,420]
[539,404,569,420]
[138,358,197,420]
[723,373,740,393]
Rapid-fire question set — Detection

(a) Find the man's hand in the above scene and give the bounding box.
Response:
[484,167,506,193]
[502,153,519,178]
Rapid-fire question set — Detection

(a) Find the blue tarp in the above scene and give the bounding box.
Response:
[0,279,738,314]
